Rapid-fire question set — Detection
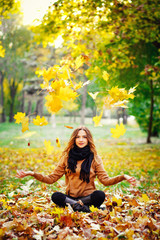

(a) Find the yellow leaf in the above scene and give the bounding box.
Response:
[88,92,99,100]
[44,140,54,155]
[92,110,103,127]
[110,123,126,138]
[109,86,135,104]
[139,194,150,203]
[42,67,57,81]
[89,205,99,212]
[22,117,29,133]
[14,112,26,124]
[0,228,4,237]
[45,95,63,113]
[74,81,83,90]
[15,131,37,139]
[51,207,64,217]
[33,116,48,126]
[112,196,122,206]
[59,86,78,101]
[56,138,61,148]
[75,55,84,70]
[125,229,134,240]
[0,44,5,58]
[102,71,109,81]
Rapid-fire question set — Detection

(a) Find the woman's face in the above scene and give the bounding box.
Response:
[75,129,88,148]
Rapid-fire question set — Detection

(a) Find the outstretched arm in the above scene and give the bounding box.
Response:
[124,174,137,186]
[16,170,34,178]
[16,156,66,184]
[95,156,137,186]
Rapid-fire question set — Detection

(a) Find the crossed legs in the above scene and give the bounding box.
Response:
[51,190,105,212]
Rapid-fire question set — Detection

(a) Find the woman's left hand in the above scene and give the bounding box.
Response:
[124,174,137,186]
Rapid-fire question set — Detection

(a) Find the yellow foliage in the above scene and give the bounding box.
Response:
[63,99,78,112]
[59,86,78,101]
[0,44,5,57]
[33,116,48,126]
[22,117,29,133]
[139,194,150,203]
[14,112,26,124]
[90,205,99,212]
[88,92,99,100]
[110,123,126,138]
[45,95,63,113]
[56,138,61,148]
[92,110,103,127]
[75,55,84,70]
[112,196,122,206]
[125,229,134,240]
[102,71,109,81]
[51,207,64,217]
[44,140,54,155]
[109,86,135,104]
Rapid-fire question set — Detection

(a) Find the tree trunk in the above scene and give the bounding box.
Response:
[147,80,154,143]
[0,71,6,122]
[27,100,32,116]
[21,89,25,113]
[122,108,127,125]
[35,98,43,117]
[9,82,17,122]
[81,75,88,125]
[117,108,121,124]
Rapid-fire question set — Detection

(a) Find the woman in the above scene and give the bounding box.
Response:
[16,126,136,212]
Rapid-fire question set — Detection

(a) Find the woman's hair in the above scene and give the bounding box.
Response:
[62,126,97,157]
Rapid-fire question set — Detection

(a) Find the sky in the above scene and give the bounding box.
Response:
[20,0,54,26]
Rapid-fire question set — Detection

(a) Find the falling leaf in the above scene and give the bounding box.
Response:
[56,138,61,148]
[102,71,109,81]
[110,123,126,138]
[14,112,26,124]
[83,80,90,86]
[92,110,103,127]
[22,117,29,133]
[33,116,48,126]
[75,55,84,69]
[44,140,54,155]
[0,44,5,58]
[88,92,99,100]
[14,131,37,139]
[64,125,73,129]
[45,95,63,113]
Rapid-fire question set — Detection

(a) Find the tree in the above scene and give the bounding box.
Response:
[31,0,160,142]
[0,13,32,122]
[0,0,21,122]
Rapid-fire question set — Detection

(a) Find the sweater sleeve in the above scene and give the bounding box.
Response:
[95,156,125,186]
[33,156,66,184]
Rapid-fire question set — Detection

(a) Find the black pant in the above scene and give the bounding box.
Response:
[51,190,105,208]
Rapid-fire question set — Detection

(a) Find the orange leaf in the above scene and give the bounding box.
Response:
[64,125,73,129]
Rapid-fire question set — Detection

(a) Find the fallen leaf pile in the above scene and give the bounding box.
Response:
[0,144,159,239]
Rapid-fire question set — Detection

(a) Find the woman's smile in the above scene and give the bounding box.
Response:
[75,130,88,148]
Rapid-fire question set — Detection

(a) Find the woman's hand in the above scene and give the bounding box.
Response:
[124,174,137,186]
[16,170,34,178]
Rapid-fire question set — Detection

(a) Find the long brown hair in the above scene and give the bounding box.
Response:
[62,126,98,157]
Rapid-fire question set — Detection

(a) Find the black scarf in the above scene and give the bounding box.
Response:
[68,144,94,183]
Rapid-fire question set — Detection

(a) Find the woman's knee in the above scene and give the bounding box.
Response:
[51,192,66,207]
[91,190,105,207]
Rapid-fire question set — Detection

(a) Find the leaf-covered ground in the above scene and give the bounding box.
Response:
[0,143,160,239]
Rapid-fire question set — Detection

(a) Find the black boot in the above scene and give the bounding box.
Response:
[65,197,90,213]
[78,195,91,205]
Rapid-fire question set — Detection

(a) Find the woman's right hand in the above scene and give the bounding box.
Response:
[16,170,34,178]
